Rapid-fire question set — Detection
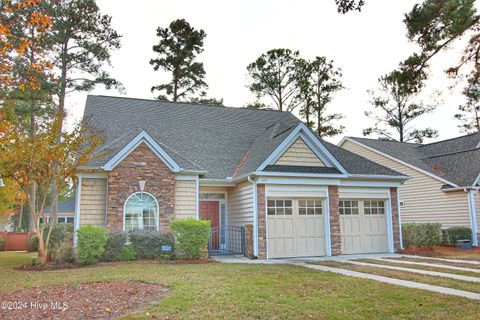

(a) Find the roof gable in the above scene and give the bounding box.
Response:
[103,130,181,172]
[275,137,325,167]
[257,123,347,174]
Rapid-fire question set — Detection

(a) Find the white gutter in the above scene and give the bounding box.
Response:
[443,186,480,193]
[247,175,258,257]
[348,174,410,181]
[467,190,478,246]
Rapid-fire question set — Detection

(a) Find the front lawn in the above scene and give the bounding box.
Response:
[314,261,480,294]
[1,252,480,319]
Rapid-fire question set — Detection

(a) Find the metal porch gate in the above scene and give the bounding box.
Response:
[208,225,246,256]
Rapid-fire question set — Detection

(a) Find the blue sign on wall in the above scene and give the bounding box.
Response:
[162,245,172,252]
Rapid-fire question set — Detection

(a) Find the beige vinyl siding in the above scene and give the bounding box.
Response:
[275,137,324,167]
[175,180,197,220]
[79,178,107,226]
[342,140,471,228]
[227,181,253,226]
[200,186,228,194]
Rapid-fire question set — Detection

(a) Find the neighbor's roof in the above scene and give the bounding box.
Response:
[82,95,405,180]
[44,197,76,214]
[346,134,480,187]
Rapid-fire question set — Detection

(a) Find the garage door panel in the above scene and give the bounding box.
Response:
[340,200,388,254]
[268,199,325,258]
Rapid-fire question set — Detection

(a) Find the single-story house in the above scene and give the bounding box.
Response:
[75,95,409,259]
[41,198,76,225]
[339,135,480,245]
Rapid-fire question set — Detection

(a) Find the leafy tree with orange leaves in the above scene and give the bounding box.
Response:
[0,108,105,264]
[1,0,56,231]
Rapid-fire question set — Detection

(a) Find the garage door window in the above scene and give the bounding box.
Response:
[298,200,323,215]
[339,200,359,215]
[267,200,293,215]
[363,201,385,215]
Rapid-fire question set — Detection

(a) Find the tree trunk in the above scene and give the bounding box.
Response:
[50,43,68,221]
[17,199,24,232]
[28,98,36,232]
[37,240,48,264]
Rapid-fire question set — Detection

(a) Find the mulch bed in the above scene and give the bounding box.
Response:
[0,280,169,319]
[17,258,215,272]
[399,245,480,258]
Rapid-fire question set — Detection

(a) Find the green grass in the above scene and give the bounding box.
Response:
[2,252,480,319]
[314,261,480,294]
[355,259,480,277]
[386,257,480,269]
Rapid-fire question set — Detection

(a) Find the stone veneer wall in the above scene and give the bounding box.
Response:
[328,185,341,256]
[107,143,175,232]
[390,187,401,251]
[256,184,267,259]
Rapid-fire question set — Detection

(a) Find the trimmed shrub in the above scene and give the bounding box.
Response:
[76,225,108,265]
[402,223,442,249]
[29,235,38,252]
[0,238,4,251]
[102,231,128,262]
[129,230,175,260]
[443,227,472,245]
[119,244,137,261]
[48,223,74,264]
[172,219,211,260]
[27,223,74,254]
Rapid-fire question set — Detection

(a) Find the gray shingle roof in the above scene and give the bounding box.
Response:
[347,134,480,187]
[83,95,406,180]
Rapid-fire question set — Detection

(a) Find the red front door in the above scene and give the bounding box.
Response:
[200,201,220,250]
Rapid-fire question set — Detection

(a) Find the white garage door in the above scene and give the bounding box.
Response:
[267,199,325,258]
[340,200,388,254]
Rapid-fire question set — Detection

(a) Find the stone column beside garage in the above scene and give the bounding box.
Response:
[390,187,401,251]
[107,143,176,232]
[256,184,267,259]
[328,186,342,256]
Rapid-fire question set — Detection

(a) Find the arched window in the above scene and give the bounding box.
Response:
[124,192,159,231]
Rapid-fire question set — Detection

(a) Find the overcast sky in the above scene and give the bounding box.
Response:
[66,0,476,144]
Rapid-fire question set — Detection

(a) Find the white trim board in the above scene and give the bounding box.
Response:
[257,123,347,174]
[103,131,181,172]
[338,137,459,188]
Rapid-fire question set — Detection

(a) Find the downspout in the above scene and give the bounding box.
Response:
[397,190,404,250]
[248,175,258,257]
[467,190,478,246]
[73,175,82,246]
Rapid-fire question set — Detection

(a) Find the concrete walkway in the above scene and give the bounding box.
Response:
[345,260,480,283]
[298,263,480,300]
[377,258,480,274]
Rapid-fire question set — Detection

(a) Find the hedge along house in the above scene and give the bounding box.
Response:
[339,135,480,245]
[75,95,408,259]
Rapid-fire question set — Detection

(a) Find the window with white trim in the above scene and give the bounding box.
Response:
[363,200,385,215]
[267,200,293,215]
[298,199,323,215]
[57,217,74,224]
[339,200,359,215]
[124,192,159,231]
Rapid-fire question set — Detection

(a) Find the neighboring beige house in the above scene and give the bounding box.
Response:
[339,134,480,245]
[74,95,409,259]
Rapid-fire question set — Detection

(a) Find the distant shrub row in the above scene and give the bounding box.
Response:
[402,223,472,249]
